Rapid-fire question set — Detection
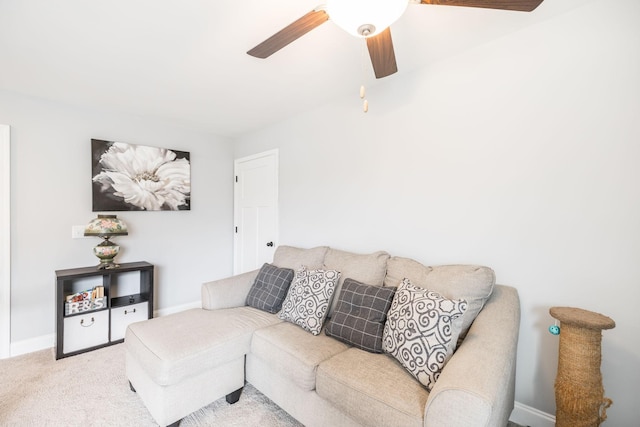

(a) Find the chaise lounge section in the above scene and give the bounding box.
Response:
[125,245,520,426]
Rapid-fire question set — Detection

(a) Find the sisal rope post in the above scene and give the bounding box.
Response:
[550,307,615,427]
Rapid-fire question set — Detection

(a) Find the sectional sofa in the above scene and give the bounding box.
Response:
[125,245,521,426]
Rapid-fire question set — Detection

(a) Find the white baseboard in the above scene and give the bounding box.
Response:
[7,300,201,358]
[510,401,556,427]
[11,333,56,357]
[154,300,201,317]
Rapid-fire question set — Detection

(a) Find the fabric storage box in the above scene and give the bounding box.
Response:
[63,310,109,353]
[111,302,149,341]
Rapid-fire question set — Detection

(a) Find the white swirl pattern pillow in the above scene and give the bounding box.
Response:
[383,278,468,391]
[278,267,341,335]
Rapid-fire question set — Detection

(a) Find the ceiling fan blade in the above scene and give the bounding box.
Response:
[419,0,544,12]
[366,28,398,79]
[247,9,329,59]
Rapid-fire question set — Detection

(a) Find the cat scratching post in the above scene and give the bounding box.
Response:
[549,307,615,427]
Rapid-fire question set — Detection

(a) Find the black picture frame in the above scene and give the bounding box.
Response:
[91,139,191,211]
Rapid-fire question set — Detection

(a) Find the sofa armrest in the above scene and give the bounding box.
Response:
[201,269,260,310]
[424,285,520,427]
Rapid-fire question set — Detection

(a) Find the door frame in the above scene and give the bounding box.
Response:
[233,149,279,274]
[0,124,10,358]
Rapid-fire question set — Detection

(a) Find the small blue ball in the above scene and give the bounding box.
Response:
[549,325,560,335]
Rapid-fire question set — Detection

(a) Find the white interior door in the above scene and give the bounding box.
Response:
[0,124,11,359]
[233,149,279,274]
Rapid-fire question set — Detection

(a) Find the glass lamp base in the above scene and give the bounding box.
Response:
[94,239,121,270]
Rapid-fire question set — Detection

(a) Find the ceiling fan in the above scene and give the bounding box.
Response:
[247,0,544,79]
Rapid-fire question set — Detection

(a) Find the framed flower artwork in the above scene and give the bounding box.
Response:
[91,139,191,211]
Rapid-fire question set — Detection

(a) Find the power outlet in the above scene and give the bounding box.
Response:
[72,225,88,239]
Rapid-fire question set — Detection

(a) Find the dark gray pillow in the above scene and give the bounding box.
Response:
[246,263,294,313]
[325,278,396,353]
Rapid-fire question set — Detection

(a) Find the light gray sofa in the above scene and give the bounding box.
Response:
[125,246,521,427]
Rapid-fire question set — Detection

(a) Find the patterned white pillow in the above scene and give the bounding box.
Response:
[383,278,468,391]
[278,267,341,335]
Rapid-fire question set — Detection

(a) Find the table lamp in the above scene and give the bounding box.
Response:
[84,214,128,269]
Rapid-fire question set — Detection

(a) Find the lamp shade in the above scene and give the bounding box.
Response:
[84,214,128,237]
[326,0,409,37]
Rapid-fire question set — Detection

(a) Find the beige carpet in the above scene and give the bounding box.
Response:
[0,344,525,426]
[0,344,301,426]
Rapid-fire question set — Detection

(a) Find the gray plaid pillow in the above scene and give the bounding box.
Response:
[325,278,396,353]
[246,263,294,313]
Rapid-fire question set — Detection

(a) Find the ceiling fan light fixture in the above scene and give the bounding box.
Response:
[326,0,409,37]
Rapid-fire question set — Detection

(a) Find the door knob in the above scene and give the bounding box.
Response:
[266,241,274,247]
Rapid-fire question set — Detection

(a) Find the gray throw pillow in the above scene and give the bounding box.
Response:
[325,278,396,353]
[246,263,295,313]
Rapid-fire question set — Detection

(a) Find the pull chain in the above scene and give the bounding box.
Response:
[360,40,368,113]
[360,85,368,113]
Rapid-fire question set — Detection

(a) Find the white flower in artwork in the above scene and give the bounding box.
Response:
[93,142,190,211]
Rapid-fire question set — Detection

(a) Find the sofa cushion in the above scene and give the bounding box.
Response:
[124,307,281,386]
[383,278,467,391]
[323,248,390,316]
[316,348,429,427]
[325,278,396,353]
[245,263,294,313]
[278,267,340,335]
[251,321,350,391]
[272,245,329,271]
[384,258,494,342]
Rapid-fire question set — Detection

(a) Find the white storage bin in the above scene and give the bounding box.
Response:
[63,310,109,354]
[111,302,149,341]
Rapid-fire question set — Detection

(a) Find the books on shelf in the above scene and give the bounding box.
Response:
[65,286,106,315]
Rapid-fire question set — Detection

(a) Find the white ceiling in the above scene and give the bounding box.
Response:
[0,0,591,137]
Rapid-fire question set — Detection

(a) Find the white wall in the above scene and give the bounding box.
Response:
[0,90,235,350]
[234,0,640,424]
[0,124,10,358]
